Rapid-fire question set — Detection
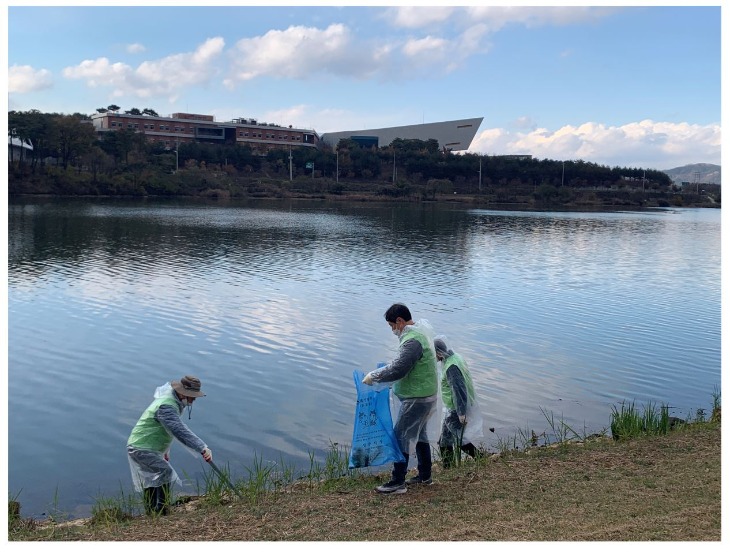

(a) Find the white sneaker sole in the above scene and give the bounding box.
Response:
[375,486,407,494]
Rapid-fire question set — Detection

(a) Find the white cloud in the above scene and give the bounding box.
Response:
[260,105,310,127]
[226,22,483,84]
[62,38,225,101]
[514,116,537,130]
[385,6,457,29]
[9,65,53,94]
[402,36,449,58]
[469,120,721,169]
[126,43,146,54]
[380,6,613,69]
[399,32,482,75]
[216,15,494,86]
[62,58,129,87]
[458,23,490,54]
[386,6,616,32]
[464,6,615,31]
[228,24,374,82]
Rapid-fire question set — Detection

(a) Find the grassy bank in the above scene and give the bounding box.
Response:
[9,417,720,541]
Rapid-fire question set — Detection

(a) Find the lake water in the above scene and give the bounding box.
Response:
[6,197,721,520]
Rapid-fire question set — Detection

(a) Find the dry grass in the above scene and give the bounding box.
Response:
[10,422,720,541]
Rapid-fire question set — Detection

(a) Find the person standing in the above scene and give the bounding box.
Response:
[362,303,438,493]
[127,375,213,515]
[434,337,483,467]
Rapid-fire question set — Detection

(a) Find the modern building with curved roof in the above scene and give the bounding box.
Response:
[320,117,483,151]
[88,108,483,155]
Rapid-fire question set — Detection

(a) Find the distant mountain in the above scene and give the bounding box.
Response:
[662,163,721,185]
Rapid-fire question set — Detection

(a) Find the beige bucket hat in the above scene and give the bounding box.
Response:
[171,375,206,397]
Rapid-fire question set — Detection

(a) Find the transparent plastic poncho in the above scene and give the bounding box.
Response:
[434,338,485,448]
[439,397,485,448]
[371,319,442,455]
[127,382,203,491]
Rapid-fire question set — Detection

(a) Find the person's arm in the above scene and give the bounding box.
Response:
[370,339,423,383]
[156,404,207,452]
[446,365,468,418]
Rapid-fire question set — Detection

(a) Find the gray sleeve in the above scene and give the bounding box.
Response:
[446,365,468,417]
[371,339,423,383]
[156,405,206,453]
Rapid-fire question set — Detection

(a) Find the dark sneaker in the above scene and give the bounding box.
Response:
[375,480,407,494]
[406,475,433,485]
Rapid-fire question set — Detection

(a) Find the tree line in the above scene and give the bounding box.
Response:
[9,108,681,202]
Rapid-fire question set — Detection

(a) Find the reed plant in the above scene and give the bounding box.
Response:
[7,490,40,539]
[496,436,517,455]
[271,454,297,490]
[89,488,135,526]
[494,431,521,455]
[610,400,670,440]
[539,407,586,444]
[440,443,463,468]
[515,424,533,449]
[8,489,23,530]
[305,450,322,487]
[711,385,721,422]
[45,486,70,524]
[242,453,276,505]
[192,464,233,506]
[321,442,353,480]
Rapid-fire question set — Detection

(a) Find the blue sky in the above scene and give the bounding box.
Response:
[5,2,724,170]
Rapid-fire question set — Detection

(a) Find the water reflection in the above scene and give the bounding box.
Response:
[7,198,720,519]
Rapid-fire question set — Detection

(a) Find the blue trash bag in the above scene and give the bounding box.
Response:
[348,369,405,469]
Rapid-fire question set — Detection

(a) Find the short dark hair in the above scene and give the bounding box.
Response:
[384,303,411,323]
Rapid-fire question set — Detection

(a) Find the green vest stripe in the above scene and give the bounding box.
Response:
[127,395,179,452]
[393,327,437,398]
[441,353,476,410]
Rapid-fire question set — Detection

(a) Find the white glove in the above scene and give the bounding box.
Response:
[458,415,467,425]
[201,447,213,462]
[362,372,374,385]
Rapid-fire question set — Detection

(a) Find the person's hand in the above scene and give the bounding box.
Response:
[458,415,467,425]
[164,452,170,462]
[202,447,213,463]
[362,372,374,385]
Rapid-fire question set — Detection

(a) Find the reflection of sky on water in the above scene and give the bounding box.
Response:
[454,207,720,437]
[7,200,720,519]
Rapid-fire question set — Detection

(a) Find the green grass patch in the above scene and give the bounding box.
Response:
[610,400,671,440]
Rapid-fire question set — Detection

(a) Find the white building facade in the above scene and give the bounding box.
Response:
[320,117,483,151]
[8,136,34,162]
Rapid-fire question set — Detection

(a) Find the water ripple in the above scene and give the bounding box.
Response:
[7,200,720,519]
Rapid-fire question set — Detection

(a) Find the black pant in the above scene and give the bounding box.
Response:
[439,442,479,468]
[392,441,432,483]
[143,483,171,515]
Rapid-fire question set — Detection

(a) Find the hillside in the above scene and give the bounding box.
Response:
[663,163,721,185]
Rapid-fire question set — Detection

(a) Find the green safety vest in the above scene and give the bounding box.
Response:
[393,326,438,399]
[127,394,179,452]
[440,352,476,410]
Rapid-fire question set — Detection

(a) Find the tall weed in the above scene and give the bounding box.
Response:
[610,400,670,440]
